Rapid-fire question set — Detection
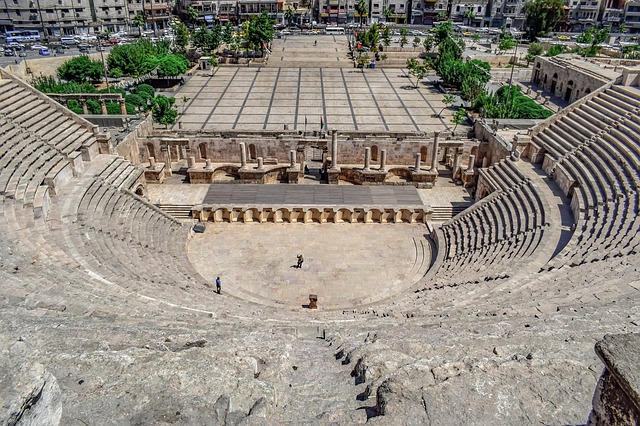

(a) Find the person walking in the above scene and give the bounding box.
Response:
[296,254,304,269]
[215,276,221,294]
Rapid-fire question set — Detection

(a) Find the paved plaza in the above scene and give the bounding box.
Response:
[173,36,456,133]
[187,222,428,309]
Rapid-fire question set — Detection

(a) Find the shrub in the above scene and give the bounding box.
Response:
[66,99,84,115]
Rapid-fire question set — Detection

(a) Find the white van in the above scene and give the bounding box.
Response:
[60,36,77,45]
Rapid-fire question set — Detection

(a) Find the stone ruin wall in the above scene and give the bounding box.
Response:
[137,132,474,168]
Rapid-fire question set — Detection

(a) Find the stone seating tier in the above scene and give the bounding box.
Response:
[532,85,640,269]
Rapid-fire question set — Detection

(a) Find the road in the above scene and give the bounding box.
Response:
[0,44,113,67]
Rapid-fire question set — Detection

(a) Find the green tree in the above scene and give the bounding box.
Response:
[618,23,628,36]
[437,94,456,117]
[285,6,295,26]
[523,0,566,41]
[526,42,544,64]
[406,58,426,88]
[57,56,105,83]
[155,54,189,77]
[412,36,421,48]
[423,35,434,52]
[223,22,234,44]
[545,43,566,56]
[464,10,475,26]
[133,14,146,37]
[437,11,447,21]
[451,108,466,133]
[399,28,408,48]
[471,34,480,48]
[247,11,275,55]
[576,26,611,56]
[461,75,485,106]
[369,23,380,52]
[383,8,393,23]
[355,0,368,28]
[152,95,177,127]
[498,31,517,53]
[187,6,200,25]
[175,23,191,52]
[382,25,392,46]
[33,76,96,94]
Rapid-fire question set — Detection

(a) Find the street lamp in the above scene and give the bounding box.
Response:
[503,34,520,118]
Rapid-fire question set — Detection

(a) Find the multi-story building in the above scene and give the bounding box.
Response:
[624,0,640,32]
[318,0,351,25]
[237,0,281,22]
[567,0,602,31]
[484,0,527,28]
[599,0,626,29]
[0,0,173,37]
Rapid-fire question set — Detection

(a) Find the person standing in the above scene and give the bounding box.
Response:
[216,276,221,294]
[296,254,304,269]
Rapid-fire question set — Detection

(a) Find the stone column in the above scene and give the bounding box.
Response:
[100,99,107,115]
[414,153,421,171]
[467,154,476,173]
[163,146,172,177]
[363,147,371,171]
[205,159,212,170]
[380,149,387,172]
[149,156,156,169]
[80,99,88,115]
[257,157,264,170]
[452,150,461,179]
[431,131,440,171]
[188,156,196,168]
[120,100,127,115]
[290,150,297,168]
[239,142,247,169]
[330,129,338,170]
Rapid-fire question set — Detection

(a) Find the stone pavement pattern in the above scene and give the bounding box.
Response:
[188,223,425,309]
[175,36,454,133]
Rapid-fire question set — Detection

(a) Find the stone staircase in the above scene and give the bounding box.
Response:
[157,203,194,220]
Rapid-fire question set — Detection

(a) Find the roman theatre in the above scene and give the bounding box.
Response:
[1,35,640,425]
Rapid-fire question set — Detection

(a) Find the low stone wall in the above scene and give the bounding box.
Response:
[116,115,154,163]
[193,205,432,224]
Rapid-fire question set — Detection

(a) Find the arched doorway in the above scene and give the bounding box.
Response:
[198,143,207,159]
[564,80,574,102]
[371,145,378,162]
[550,73,558,95]
[248,144,257,160]
[420,146,428,162]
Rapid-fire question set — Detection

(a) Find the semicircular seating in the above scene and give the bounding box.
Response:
[530,85,640,268]
[427,159,550,289]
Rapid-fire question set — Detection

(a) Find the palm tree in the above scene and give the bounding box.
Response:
[133,13,145,36]
[355,0,368,28]
[464,10,475,26]
[187,6,200,26]
[383,8,393,23]
[285,6,295,26]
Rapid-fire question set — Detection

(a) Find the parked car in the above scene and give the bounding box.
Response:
[39,47,50,56]
[557,35,570,40]
[60,37,77,45]
[30,44,47,50]
[4,47,16,56]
